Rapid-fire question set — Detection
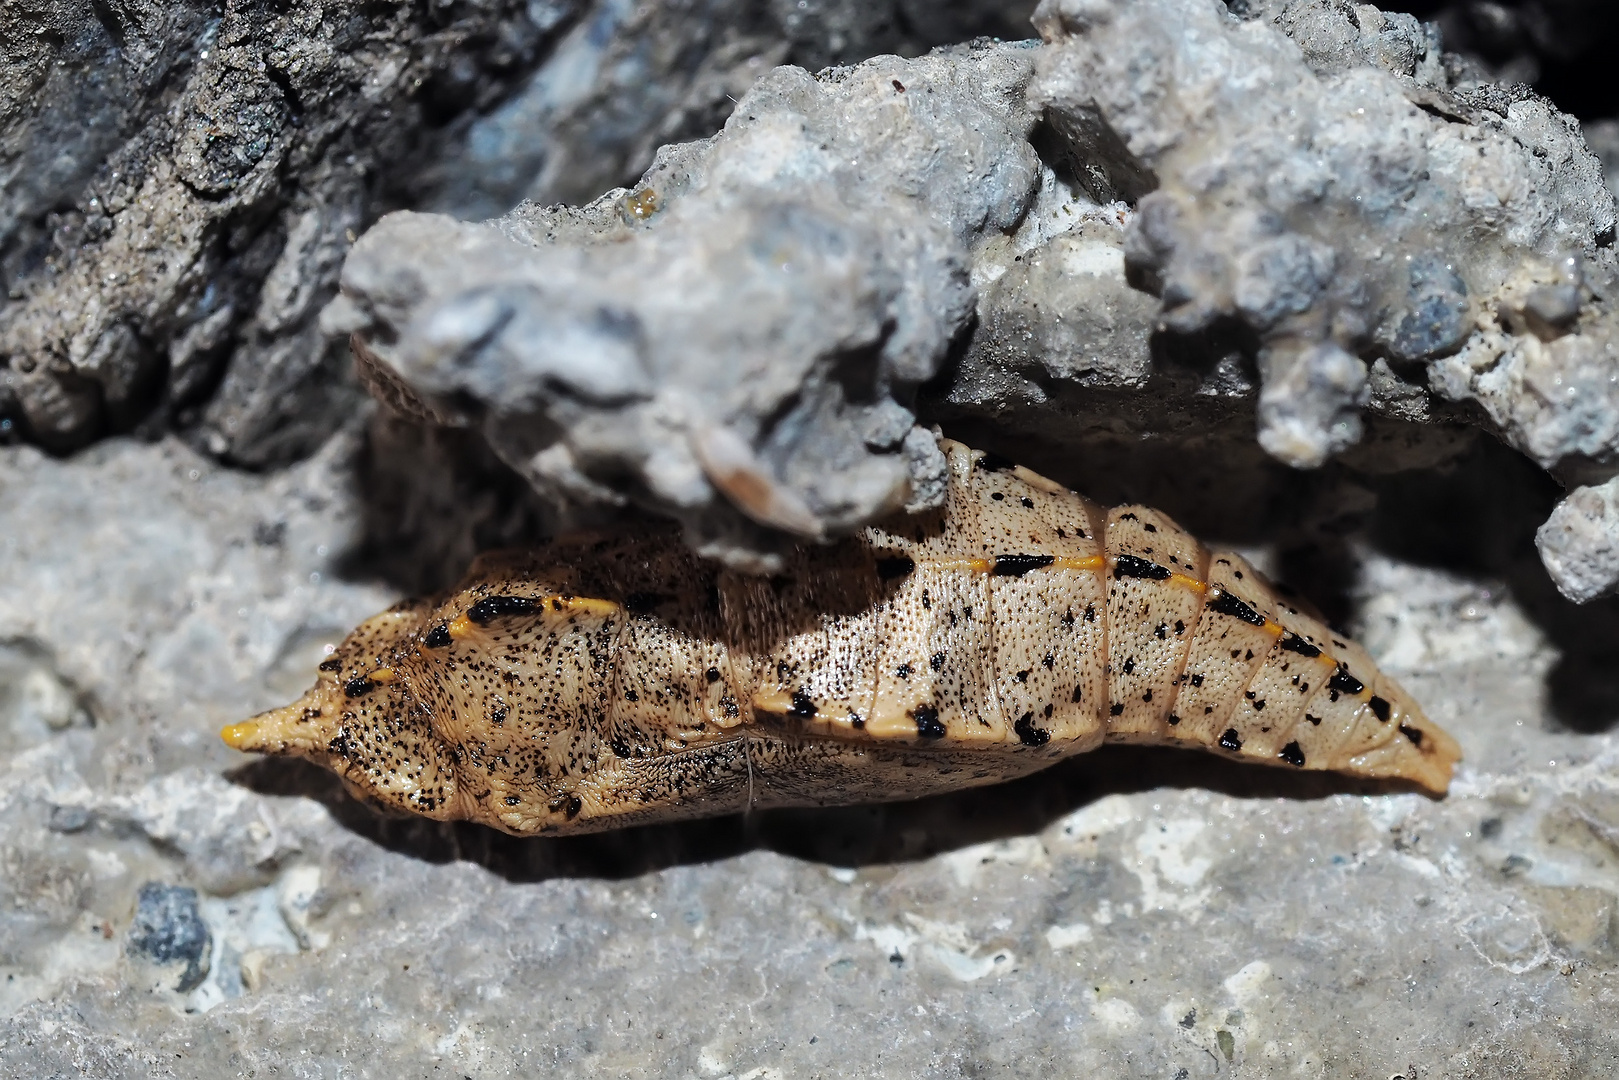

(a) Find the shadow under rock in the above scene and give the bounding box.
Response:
[1367,435,1619,734]
[333,412,556,596]
[229,746,1426,885]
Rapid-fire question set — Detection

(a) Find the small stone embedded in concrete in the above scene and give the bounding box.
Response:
[126,883,212,993]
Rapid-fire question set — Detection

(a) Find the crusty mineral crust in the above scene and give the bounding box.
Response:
[224,437,1458,834]
[324,5,1619,599]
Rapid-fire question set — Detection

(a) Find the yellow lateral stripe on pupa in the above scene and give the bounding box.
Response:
[223,436,1461,837]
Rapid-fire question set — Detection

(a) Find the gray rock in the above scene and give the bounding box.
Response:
[126,883,211,993]
[1030,0,1616,472]
[1,432,1618,1073]
[0,0,1036,461]
[334,1,1619,587]
[1537,475,1619,602]
[329,42,1045,568]
[10,0,1619,1071]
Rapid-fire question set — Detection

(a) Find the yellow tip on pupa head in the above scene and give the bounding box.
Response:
[221,696,336,756]
[220,720,261,751]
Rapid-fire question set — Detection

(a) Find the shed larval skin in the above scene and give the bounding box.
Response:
[223,438,1460,835]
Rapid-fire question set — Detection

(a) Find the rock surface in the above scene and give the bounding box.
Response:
[332,1,1619,592]
[6,0,1619,1074]
[328,41,1043,568]
[0,0,1036,462]
[3,430,1619,1076]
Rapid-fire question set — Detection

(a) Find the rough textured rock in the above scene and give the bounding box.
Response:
[333,0,1619,592]
[1032,0,1614,469]
[328,42,1044,568]
[0,0,1037,462]
[4,431,1619,1075]
[1536,474,1619,602]
[8,0,1619,1073]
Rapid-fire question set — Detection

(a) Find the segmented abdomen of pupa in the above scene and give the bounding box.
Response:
[224,438,1460,835]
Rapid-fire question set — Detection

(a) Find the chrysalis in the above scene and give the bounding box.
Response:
[224,438,1460,835]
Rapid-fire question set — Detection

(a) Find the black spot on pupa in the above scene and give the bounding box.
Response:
[1143,523,1157,533]
[993,554,1055,576]
[326,729,352,759]
[423,624,451,649]
[1329,667,1365,695]
[1121,657,1135,675]
[1368,696,1392,721]
[705,667,722,683]
[548,793,583,819]
[896,663,913,679]
[921,588,932,609]
[1400,725,1424,746]
[1114,554,1171,580]
[1279,741,1306,767]
[849,712,865,729]
[1043,653,1055,669]
[318,657,343,672]
[1015,669,1030,683]
[930,651,946,672]
[1084,604,1096,622]
[1167,714,1181,726]
[1121,512,1138,521]
[1174,620,1185,635]
[1279,633,1321,658]
[1109,703,1124,716]
[1190,673,1204,687]
[490,704,507,726]
[1208,591,1265,627]
[1021,496,1035,509]
[1155,623,1167,640]
[1219,729,1243,752]
[1014,711,1050,747]
[1252,699,1266,711]
[1071,685,1084,703]
[876,555,916,580]
[991,492,1005,501]
[913,705,945,738]
[1142,689,1153,702]
[1306,713,1322,726]
[468,595,541,624]
[504,795,521,806]
[344,677,375,698]
[624,688,639,702]
[790,689,817,719]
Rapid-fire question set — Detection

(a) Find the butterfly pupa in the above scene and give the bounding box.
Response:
[223,438,1460,835]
